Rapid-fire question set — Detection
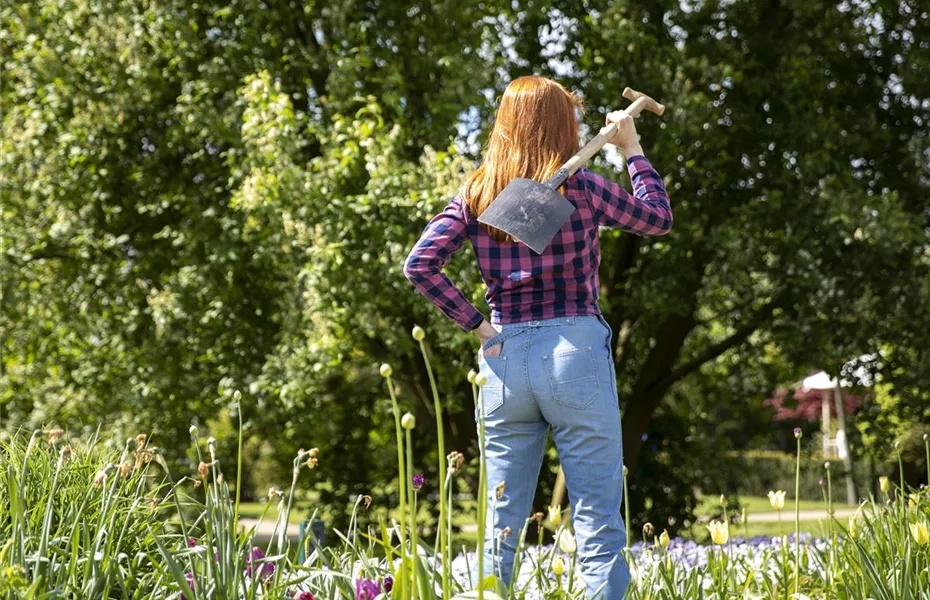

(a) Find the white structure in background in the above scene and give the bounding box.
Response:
[796,354,876,505]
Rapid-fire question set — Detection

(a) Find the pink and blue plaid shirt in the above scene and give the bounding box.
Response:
[404,155,673,331]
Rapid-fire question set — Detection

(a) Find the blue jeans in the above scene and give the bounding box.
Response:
[475,315,629,599]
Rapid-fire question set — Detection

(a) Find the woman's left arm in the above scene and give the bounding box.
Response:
[404,196,487,332]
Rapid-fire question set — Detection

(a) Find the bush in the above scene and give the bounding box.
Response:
[720,450,872,501]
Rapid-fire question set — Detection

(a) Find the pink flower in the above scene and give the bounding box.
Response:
[245,546,275,580]
[295,592,315,600]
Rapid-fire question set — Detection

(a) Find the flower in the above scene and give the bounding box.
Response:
[768,490,786,510]
[379,363,393,378]
[706,520,729,545]
[198,462,210,480]
[306,448,319,469]
[179,572,195,600]
[551,556,565,576]
[557,529,577,553]
[46,427,64,446]
[910,522,929,545]
[909,493,920,509]
[548,505,562,526]
[93,469,108,489]
[412,325,425,341]
[295,592,315,600]
[245,546,275,580]
[793,427,802,439]
[467,369,477,384]
[412,474,425,492]
[401,412,416,429]
[188,537,197,548]
[382,576,393,593]
[879,476,890,493]
[848,515,858,538]
[659,529,670,548]
[355,577,380,600]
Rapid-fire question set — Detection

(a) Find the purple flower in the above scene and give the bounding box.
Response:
[793,427,803,439]
[382,575,393,592]
[412,474,425,492]
[245,546,275,580]
[295,592,315,600]
[188,537,197,548]
[356,578,380,600]
[179,572,195,600]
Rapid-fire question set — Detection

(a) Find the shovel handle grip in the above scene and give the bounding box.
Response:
[561,88,665,177]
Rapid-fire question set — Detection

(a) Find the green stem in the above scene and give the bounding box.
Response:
[234,394,243,541]
[418,339,450,598]
[925,436,930,494]
[623,467,630,549]
[475,380,487,600]
[826,465,835,582]
[407,429,418,600]
[386,377,409,573]
[794,437,801,594]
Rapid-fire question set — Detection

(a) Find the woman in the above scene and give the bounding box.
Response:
[404,75,672,599]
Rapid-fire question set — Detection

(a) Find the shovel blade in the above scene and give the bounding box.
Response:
[477,178,575,254]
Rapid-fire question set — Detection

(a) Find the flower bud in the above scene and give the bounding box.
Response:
[475,374,488,386]
[824,461,831,471]
[189,425,198,435]
[793,427,802,439]
[623,465,629,477]
[879,476,890,493]
[924,433,929,441]
[379,363,393,378]
[233,390,242,402]
[551,557,565,576]
[412,326,425,341]
[557,529,577,553]
[467,369,477,384]
[659,529,670,548]
[401,413,416,429]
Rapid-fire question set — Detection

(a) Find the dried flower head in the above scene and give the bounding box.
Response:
[447,451,465,473]
[642,522,655,538]
[495,480,506,499]
[198,462,210,480]
[268,487,282,499]
[499,526,512,541]
[135,434,147,451]
[93,469,108,489]
[46,427,65,446]
[120,463,133,479]
[362,495,373,509]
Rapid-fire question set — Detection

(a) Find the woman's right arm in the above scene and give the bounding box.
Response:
[584,111,673,235]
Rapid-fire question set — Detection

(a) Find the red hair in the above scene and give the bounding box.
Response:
[462,76,583,242]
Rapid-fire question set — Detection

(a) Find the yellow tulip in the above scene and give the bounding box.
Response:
[909,493,920,510]
[551,557,565,577]
[557,529,577,554]
[659,529,670,548]
[547,505,562,527]
[767,490,786,510]
[848,515,858,539]
[911,522,930,545]
[706,520,729,545]
[879,476,890,494]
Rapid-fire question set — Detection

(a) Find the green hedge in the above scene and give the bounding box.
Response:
[721,450,872,502]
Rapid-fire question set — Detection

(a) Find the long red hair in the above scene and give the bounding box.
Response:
[462,76,583,242]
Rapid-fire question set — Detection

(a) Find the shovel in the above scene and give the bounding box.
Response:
[477,87,666,254]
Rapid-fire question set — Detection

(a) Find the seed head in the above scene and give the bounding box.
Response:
[379,363,393,378]
[495,480,506,499]
[120,463,132,479]
[412,326,425,341]
[198,462,210,480]
[135,434,147,451]
[447,451,465,473]
[401,412,416,429]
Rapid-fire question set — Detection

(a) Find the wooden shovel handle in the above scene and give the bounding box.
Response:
[561,87,665,177]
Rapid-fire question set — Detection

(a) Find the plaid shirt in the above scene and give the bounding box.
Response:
[404,155,672,331]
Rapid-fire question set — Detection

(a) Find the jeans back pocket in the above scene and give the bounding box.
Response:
[545,346,599,409]
[476,355,507,417]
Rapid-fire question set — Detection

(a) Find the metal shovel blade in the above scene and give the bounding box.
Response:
[477,178,576,254]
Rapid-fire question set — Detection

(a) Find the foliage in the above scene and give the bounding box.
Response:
[3,0,930,528]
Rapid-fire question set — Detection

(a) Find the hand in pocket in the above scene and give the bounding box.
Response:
[483,342,503,358]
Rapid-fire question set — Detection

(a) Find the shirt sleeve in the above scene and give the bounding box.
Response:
[582,156,673,235]
[403,196,486,332]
